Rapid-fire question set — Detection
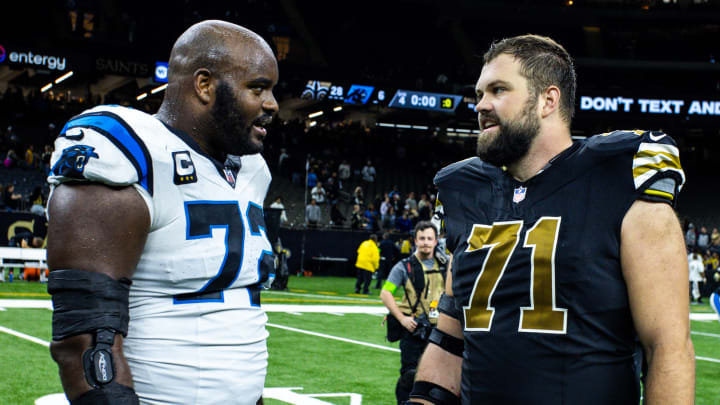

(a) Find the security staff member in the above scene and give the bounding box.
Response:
[380,221,448,404]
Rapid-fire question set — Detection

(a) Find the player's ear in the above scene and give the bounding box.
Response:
[540,85,561,119]
[193,68,213,104]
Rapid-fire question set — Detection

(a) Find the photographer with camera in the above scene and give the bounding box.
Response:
[380,221,448,405]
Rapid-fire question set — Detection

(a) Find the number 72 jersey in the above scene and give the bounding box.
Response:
[434,130,684,404]
[49,105,274,342]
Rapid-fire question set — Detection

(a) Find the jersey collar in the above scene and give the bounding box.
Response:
[157,120,241,187]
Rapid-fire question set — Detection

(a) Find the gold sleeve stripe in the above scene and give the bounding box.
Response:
[634,150,681,169]
[633,142,685,190]
[643,189,674,201]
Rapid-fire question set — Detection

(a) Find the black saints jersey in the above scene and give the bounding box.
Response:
[434,130,684,405]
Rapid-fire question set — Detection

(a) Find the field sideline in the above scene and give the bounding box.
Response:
[0,277,718,404]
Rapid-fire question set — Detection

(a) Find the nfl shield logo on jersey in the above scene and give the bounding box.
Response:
[513,186,527,203]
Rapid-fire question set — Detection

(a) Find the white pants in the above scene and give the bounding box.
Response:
[691,281,701,301]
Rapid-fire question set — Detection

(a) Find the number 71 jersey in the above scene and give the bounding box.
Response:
[434,130,684,404]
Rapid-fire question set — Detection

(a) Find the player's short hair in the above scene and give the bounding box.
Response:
[413,221,438,239]
[484,34,576,126]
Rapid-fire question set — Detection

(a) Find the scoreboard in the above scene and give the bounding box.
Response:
[388,90,463,113]
[299,80,468,114]
[301,80,387,105]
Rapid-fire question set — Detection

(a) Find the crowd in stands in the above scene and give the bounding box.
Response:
[684,221,720,304]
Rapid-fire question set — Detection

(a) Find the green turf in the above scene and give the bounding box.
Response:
[0,332,62,405]
[0,279,51,299]
[265,313,399,404]
[0,278,718,404]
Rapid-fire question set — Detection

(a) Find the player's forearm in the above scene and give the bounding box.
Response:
[51,334,135,400]
[380,290,405,320]
[413,343,462,399]
[643,338,695,405]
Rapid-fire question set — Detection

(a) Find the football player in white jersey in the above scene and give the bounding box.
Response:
[46,20,279,405]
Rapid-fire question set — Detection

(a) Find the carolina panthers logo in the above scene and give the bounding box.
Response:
[52,145,99,179]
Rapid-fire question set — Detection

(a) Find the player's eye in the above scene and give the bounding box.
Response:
[493,87,506,94]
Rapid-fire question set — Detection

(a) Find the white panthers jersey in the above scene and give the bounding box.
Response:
[49,105,272,405]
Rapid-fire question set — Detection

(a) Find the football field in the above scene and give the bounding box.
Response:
[0,277,718,405]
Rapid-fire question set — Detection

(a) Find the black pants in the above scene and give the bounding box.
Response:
[396,333,429,404]
[355,268,372,293]
[375,260,390,288]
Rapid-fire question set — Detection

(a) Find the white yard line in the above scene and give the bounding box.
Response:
[262,290,381,303]
[0,325,49,347]
[2,300,718,363]
[0,299,53,309]
[691,331,720,339]
[690,313,719,321]
[264,304,387,314]
[696,356,720,364]
[267,323,399,353]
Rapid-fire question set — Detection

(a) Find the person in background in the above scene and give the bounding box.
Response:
[376,232,399,289]
[355,234,379,294]
[338,160,351,182]
[311,181,327,204]
[710,227,720,254]
[364,203,379,231]
[269,196,288,224]
[353,185,365,207]
[361,160,376,184]
[689,250,705,304]
[29,186,46,216]
[3,183,22,211]
[697,226,710,251]
[306,198,321,228]
[380,221,448,404]
[351,204,366,230]
[686,222,697,249]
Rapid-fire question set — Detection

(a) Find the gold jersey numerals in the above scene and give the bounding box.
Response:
[463,217,567,334]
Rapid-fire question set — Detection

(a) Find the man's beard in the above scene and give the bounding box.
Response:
[211,80,261,156]
[476,98,540,168]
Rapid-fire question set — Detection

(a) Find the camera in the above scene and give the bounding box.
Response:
[412,314,433,341]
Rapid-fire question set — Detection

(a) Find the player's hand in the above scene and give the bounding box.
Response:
[402,316,417,332]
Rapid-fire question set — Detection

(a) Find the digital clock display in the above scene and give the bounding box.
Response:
[388,90,463,113]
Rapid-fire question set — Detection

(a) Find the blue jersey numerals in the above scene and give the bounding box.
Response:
[174,201,271,304]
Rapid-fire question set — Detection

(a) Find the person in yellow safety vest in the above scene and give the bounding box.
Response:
[355,234,380,294]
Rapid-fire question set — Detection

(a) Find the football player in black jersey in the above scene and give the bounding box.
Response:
[406,35,694,405]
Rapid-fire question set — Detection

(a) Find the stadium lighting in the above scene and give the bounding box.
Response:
[395,124,411,129]
[308,111,323,118]
[411,125,429,130]
[151,84,168,94]
[333,106,342,112]
[54,71,74,84]
[309,120,317,127]
[41,83,53,93]
[136,93,148,101]
[377,122,395,127]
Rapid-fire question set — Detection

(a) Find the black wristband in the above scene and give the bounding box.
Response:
[70,382,139,405]
[49,269,131,340]
[409,381,460,405]
[427,328,464,357]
